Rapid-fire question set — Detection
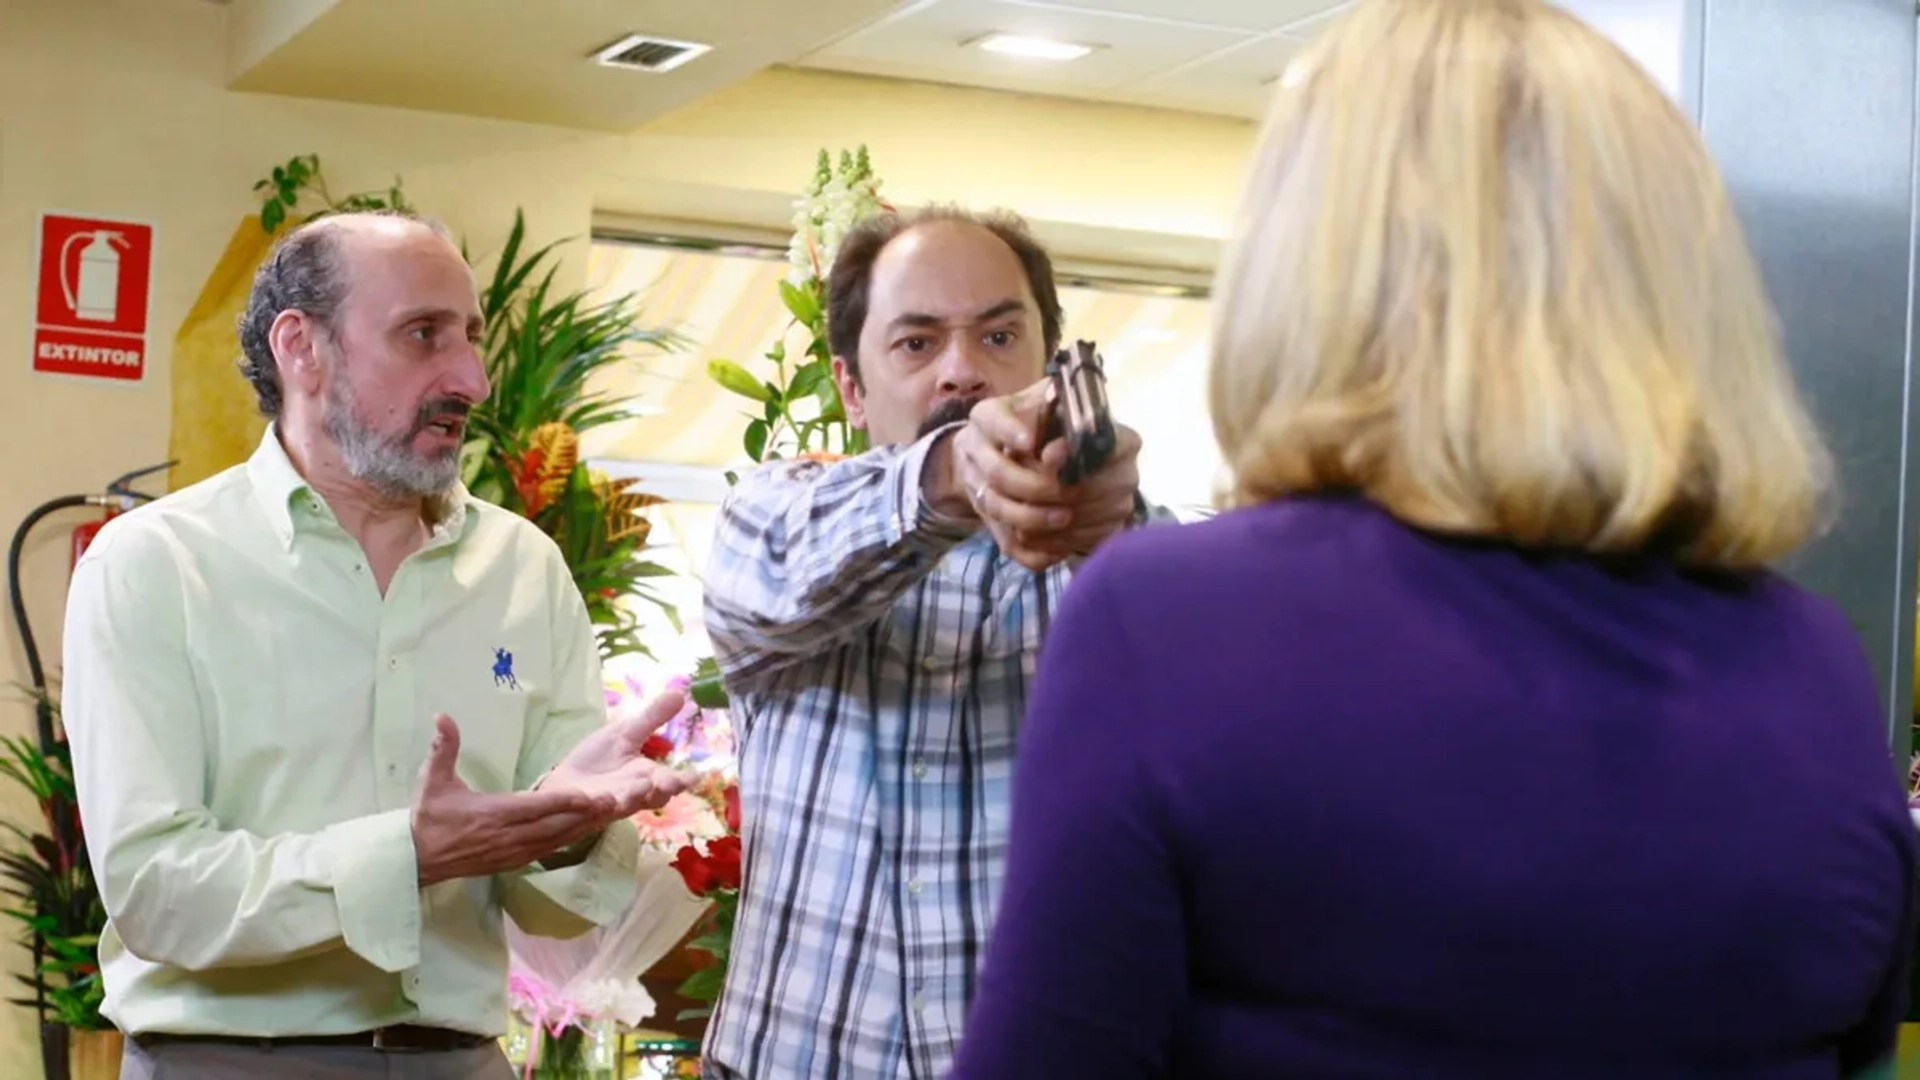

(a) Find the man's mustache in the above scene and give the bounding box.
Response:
[917,396,982,439]
[410,398,473,436]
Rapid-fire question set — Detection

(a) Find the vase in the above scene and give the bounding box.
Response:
[505,1014,620,1079]
[67,1027,123,1080]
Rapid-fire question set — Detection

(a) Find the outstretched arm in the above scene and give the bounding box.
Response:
[702,426,978,688]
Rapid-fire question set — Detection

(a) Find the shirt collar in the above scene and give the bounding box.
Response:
[244,423,478,550]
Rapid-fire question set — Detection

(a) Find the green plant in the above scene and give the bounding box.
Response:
[706,147,888,474]
[0,685,106,1031]
[461,210,689,660]
[254,153,410,233]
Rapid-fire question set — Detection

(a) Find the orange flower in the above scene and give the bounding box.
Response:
[506,447,548,513]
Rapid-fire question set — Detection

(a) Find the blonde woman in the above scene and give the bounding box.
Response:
[948,1,1916,1077]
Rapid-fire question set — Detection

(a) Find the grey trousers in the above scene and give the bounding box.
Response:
[119,1037,517,1079]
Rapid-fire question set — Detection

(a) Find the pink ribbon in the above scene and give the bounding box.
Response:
[508,971,588,1080]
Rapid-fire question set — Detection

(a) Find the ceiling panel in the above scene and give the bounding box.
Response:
[1115,29,1308,118]
[803,0,1256,92]
[226,0,905,132]
[995,0,1340,34]
[797,0,1348,120]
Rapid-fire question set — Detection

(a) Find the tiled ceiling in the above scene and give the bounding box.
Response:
[795,0,1351,120]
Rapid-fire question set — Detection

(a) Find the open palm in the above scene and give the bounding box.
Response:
[542,689,694,816]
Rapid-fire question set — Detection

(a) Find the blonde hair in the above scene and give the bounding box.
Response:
[1209,0,1832,570]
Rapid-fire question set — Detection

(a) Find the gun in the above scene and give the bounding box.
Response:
[1040,339,1118,486]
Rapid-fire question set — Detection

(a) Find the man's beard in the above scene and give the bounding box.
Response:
[917,395,983,440]
[322,371,468,500]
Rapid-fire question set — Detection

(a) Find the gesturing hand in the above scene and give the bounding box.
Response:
[411,715,625,887]
[538,688,696,817]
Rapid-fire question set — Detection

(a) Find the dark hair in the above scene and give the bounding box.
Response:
[826,204,1064,386]
[235,208,446,418]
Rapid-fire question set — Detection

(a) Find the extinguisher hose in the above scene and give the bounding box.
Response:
[8,463,171,752]
[7,495,97,752]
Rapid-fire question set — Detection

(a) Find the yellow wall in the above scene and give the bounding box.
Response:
[0,0,1250,1072]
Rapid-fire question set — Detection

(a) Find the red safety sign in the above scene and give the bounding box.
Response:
[33,212,155,383]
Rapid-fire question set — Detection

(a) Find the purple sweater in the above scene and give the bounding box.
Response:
[949,494,1916,1080]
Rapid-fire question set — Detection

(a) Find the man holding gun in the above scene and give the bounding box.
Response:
[700,205,1164,1080]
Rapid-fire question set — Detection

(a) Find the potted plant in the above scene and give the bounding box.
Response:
[0,682,115,1080]
[460,209,687,661]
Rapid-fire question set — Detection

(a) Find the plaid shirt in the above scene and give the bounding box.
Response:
[701,428,1134,1080]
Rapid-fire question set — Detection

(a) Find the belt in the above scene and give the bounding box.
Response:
[134,1025,494,1053]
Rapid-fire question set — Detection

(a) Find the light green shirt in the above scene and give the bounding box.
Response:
[61,426,639,1038]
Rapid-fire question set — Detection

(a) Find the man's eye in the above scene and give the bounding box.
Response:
[901,337,931,353]
[410,325,436,343]
[985,330,1015,347]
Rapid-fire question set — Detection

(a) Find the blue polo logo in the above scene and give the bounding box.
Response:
[492,647,518,690]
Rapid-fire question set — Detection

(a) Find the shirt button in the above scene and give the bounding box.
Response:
[389,655,401,670]
[911,994,926,1013]
[920,656,938,673]
[907,878,924,895]
[912,759,928,780]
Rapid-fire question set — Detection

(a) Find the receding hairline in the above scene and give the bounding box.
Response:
[864,220,1040,317]
[286,213,472,336]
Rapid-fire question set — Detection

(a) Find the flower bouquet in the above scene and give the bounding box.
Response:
[503,677,732,1077]
[600,672,740,1042]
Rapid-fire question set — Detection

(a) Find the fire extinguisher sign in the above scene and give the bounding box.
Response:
[31,212,155,383]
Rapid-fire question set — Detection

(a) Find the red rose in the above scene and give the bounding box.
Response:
[671,843,713,895]
[640,734,673,762]
[706,834,743,891]
[723,784,741,833]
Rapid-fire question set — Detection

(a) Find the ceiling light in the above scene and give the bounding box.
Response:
[971,33,1096,62]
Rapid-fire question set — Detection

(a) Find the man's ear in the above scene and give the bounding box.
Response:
[831,356,867,430]
[269,310,326,402]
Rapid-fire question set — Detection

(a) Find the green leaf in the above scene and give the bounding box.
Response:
[744,420,769,461]
[676,966,726,1001]
[788,361,831,402]
[708,359,772,403]
[779,279,821,326]
[689,672,730,710]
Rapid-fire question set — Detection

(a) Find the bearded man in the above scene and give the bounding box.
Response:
[62,210,691,1080]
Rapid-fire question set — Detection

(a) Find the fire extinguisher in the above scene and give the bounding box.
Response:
[70,508,117,571]
[5,461,173,754]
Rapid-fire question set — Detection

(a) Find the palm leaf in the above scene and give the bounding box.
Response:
[459,211,689,663]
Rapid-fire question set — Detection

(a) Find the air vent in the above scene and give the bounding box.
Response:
[591,34,712,73]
